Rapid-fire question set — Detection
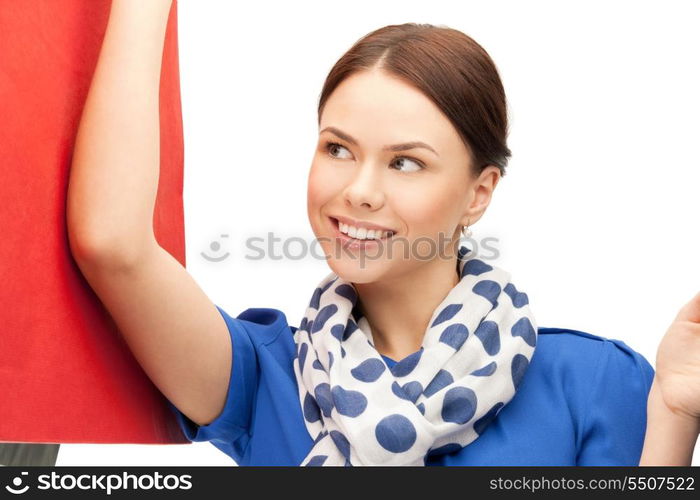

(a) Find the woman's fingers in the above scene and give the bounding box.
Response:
[674,291,700,324]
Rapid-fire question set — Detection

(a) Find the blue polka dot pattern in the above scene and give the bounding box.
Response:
[441,387,477,424]
[294,244,537,465]
[344,319,359,339]
[424,369,454,397]
[303,393,321,423]
[472,280,501,308]
[474,320,500,355]
[330,323,345,341]
[306,455,328,466]
[391,381,423,403]
[309,288,322,310]
[330,430,351,458]
[470,361,497,376]
[311,304,338,334]
[511,317,536,347]
[351,359,386,382]
[310,279,335,310]
[462,258,493,277]
[331,385,367,417]
[474,402,504,435]
[375,414,417,453]
[430,303,462,327]
[504,282,529,308]
[427,443,462,458]
[511,354,530,390]
[335,284,358,305]
[298,343,308,376]
[390,348,423,377]
[391,382,409,401]
[439,324,470,350]
[313,430,328,444]
[314,383,333,418]
[402,381,423,402]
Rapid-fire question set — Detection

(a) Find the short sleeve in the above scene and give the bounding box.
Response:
[576,339,655,465]
[166,305,261,462]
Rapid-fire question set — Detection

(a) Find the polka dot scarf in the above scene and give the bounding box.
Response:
[293,245,537,466]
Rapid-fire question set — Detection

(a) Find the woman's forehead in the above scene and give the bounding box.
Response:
[320,70,466,157]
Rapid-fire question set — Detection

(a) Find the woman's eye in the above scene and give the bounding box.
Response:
[324,141,424,172]
[391,157,424,173]
[326,142,353,159]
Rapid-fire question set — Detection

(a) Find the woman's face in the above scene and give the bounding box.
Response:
[307,68,491,284]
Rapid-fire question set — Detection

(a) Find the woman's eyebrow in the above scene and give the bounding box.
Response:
[320,126,439,157]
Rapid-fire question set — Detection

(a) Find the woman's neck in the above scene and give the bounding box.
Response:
[354,255,460,361]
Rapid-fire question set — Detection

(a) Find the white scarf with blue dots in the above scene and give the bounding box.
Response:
[293,245,537,466]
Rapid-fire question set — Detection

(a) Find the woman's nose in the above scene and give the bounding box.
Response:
[342,161,385,210]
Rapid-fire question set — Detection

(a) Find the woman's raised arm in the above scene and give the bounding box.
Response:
[66,0,232,427]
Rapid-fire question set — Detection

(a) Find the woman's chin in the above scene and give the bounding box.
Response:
[325,255,386,284]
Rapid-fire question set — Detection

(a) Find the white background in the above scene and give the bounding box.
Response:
[57,0,699,465]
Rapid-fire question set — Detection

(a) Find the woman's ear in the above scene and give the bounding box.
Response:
[461,165,501,227]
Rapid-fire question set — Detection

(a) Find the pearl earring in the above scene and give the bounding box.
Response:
[462,221,472,238]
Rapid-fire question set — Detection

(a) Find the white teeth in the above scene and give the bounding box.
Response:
[338,221,392,240]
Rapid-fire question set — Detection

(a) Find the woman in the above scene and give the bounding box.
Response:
[67,0,700,465]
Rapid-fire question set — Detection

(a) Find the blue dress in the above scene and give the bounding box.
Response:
[167,306,655,466]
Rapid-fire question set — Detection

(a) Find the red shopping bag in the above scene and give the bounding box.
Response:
[0,0,188,443]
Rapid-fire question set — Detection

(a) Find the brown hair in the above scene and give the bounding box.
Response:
[317,23,511,178]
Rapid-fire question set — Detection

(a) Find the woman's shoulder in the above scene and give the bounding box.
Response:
[534,326,655,385]
[536,325,650,358]
[216,305,293,347]
[533,327,656,464]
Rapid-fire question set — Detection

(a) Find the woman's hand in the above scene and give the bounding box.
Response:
[655,291,700,422]
[639,291,700,465]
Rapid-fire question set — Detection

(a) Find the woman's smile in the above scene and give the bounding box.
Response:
[328,215,395,250]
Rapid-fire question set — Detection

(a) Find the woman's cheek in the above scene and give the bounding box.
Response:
[400,189,457,254]
[307,162,338,238]
[406,188,451,232]
[308,161,339,201]
[307,165,326,210]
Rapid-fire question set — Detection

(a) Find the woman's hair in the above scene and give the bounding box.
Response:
[318,23,511,178]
